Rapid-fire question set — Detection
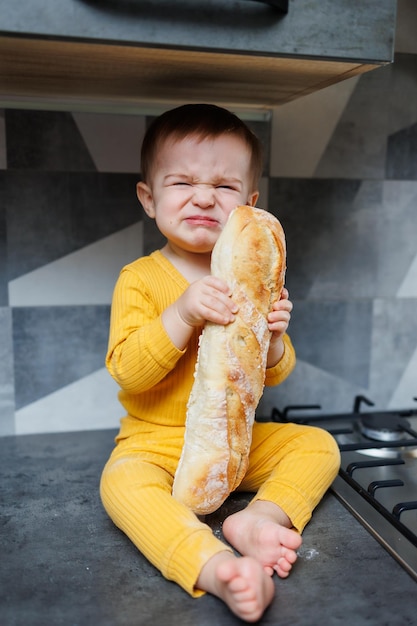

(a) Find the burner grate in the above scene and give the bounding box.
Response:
[338,438,417,452]
[340,459,417,548]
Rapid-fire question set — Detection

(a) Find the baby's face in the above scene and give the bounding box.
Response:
[138,133,259,255]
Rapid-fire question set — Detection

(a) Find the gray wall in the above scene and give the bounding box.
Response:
[1,13,416,435]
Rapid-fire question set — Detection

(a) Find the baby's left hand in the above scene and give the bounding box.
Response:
[267,288,293,340]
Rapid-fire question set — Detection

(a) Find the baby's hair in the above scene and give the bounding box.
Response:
[140,103,263,189]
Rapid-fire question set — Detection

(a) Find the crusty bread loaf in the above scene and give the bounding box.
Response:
[172,205,286,515]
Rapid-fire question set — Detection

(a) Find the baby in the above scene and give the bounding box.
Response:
[100,103,340,622]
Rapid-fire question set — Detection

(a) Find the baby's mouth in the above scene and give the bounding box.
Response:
[186,216,219,227]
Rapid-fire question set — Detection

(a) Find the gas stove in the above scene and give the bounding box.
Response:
[265,395,417,582]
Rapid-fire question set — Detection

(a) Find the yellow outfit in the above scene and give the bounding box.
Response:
[100,250,340,596]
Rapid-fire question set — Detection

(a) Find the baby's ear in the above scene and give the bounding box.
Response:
[248,190,259,207]
[136,182,155,218]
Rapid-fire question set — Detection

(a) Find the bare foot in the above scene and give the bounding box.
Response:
[222,500,302,578]
[196,551,274,623]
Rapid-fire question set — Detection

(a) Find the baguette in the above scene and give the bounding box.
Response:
[172,205,287,515]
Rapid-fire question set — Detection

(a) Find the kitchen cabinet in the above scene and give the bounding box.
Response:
[0,0,397,110]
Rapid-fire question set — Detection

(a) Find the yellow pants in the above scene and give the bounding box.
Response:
[100,420,340,597]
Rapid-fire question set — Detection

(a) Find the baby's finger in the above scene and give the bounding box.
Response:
[271,299,293,313]
[204,275,232,296]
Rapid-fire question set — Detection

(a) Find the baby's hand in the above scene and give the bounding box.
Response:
[265,288,293,367]
[267,288,293,341]
[176,276,238,328]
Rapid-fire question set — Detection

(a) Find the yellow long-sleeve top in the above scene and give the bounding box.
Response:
[106,250,296,429]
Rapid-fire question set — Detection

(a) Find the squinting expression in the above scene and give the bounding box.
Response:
[137,134,259,255]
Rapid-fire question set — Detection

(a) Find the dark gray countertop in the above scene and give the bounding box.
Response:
[0,429,415,626]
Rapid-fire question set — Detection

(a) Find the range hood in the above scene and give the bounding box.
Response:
[0,0,397,112]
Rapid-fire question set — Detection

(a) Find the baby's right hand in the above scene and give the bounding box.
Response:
[176,276,238,328]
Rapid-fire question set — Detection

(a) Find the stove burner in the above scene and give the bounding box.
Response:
[358,413,411,443]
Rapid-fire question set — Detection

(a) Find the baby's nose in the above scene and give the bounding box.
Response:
[192,185,215,207]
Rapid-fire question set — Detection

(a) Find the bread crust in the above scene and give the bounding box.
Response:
[172,206,286,514]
